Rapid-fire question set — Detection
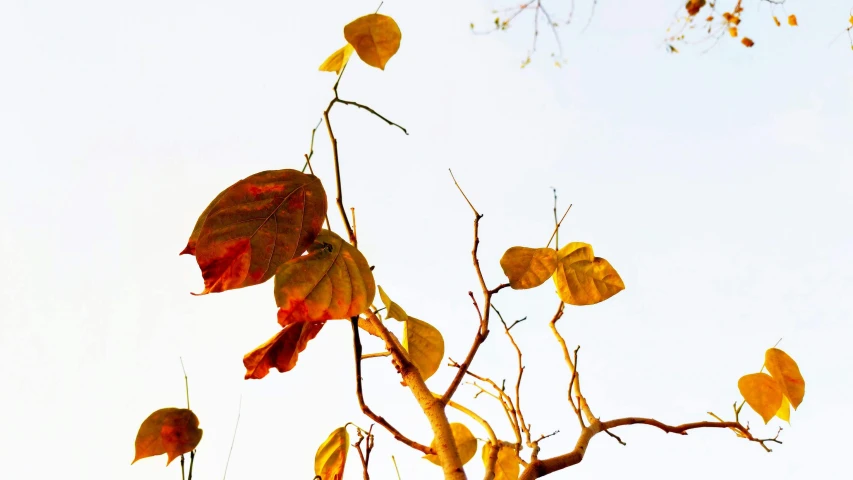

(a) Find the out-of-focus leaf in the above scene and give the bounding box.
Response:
[773,16,781,27]
[788,14,798,26]
[343,14,402,70]
[275,230,375,326]
[132,408,203,466]
[741,37,754,47]
[499,246,558,289]
[424,423,477,466]
[765,348,805,409]
[685,0,706,16]
[738,372,783,424]
[552,242,624,306]
[183,170,327,295]
[243,321,325,379]
[319,44,355,74]
[314,426,349,480]
[403,316,444,380]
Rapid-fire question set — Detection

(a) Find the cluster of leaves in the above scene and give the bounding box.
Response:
[738,348,805,424]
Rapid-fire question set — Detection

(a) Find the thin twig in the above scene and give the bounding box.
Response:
[545,204,572,249]
[222,396,242,480]
[491,304,532,447]
[392,456,401,480]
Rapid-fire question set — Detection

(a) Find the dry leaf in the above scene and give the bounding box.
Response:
[685,0,706,16]
[378,285,409,321]
[344,14,402,70]
[482,443,521,480]
[499,246,558,289]
[132,408,203,466]
[552,242,624,306]
[314,426,349,480]
[738,372,783,424]
[243,321,325,379]
[741,37,754,47]
[403,316,444,380]
[424,423,477,466]
[319,44,355,74]
[764,348,805,409]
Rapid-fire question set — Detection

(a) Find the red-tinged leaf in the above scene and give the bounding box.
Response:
[315,426,349,480]
[243,321,325,379]
[186,170,327,295]
[132,408,203,466]
[275,230,375,326]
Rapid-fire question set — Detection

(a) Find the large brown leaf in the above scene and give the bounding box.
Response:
[182,169,327,295]
[132,408,203,466]
[243,321,325,379]
[275,230,375,326]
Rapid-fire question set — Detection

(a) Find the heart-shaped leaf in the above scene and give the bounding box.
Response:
[499,246,558,289]
[183,169,327,295]
[764,348,805,409]
[738,372,783,424]
[314,426,349,480]
[482,442,521,480]
[552,242,624,305]
[132,408,203,466]
[344,14,402,70]
[403,316,444,380]
[243,321,325,379]
[275,230,375,326]
[424,423,477,466]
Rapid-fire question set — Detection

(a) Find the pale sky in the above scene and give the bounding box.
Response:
[1,1,851,479]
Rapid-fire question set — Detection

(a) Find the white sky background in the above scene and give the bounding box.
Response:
[1,0,851,479]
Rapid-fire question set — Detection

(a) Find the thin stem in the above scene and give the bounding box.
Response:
[392,456,401,480]
[222,396,242,480]
[545,205,572,249]
[491,304,532,446]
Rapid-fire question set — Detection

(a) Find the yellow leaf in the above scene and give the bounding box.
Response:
[403,316,444,380]
[424,423,477,466]
[132,408,203,466]
[315,426,349,480]
[729,26,738,37]
[764,348,805,409]
[773,16,781,27]
[741,37,754,47]
[318,44,355,74]
[552,242,624,306]
[788,14,798,26]
[343,14,402,70]
[775,395,791,423]
[499,246,558,289]
[378,285,408,321]
[738,372,783,424]
[482,443,520,480]
[849,15,853,25]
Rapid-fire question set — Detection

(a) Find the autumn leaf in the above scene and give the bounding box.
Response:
[344,14,402,70]
[738,372,783,424]
[314,426,349,480]
[424,423,477,466]
[685,0,705,17]
[275,230,375,326]
[243,321,325,379]
[132,408,203,466]
[788,14,798,26]
[482,443,520,480]
[741,37,754,47]
[775,395,791,423]
[183,169,327,295]
[403,316,445,380]
[764,348,805,409]
[319,44,355,75]
[773,16,781,27]
[378,285,409,321]
[729,26,738,37]
[552,242,624,306]
[499,246,558,289]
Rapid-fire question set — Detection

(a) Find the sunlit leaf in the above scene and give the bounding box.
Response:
[403,316,444,380]
[787,14,798,26]
[499,246,558,289]
[314,426,349,480]
[275,230,375,326]
[741,37,754,47]
[183,170,327,295]
[243,321,325,379]
[482,443,520,480]
[552,242,624,306]
[738,372,783,424]
[132,408,203,466]
[775,395,791,423]
[424,423,477,466]
[319,44,355,75]
[378,285,408,321]
[765,348,805,409]
[343,14,402,70]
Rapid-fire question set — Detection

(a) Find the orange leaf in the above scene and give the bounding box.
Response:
[499,246,558,289]
[552,242,624,306]
[315,426,349,480]
[275,230,375,326]
[788,14,798,26]
[765,348,805,409]
[773,16,781,27]
[685,0,706,17]
[741,37,754,47]
[344,14,402,70]
[132,408,203,466]
[184,170,327,295]
[243,321,325,379]
[737,372,782,424]
[729,26,738,37]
